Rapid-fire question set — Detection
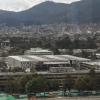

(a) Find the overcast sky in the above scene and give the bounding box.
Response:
[0,0,80,12]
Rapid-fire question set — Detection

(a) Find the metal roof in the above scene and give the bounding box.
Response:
[8,55,90,62]
[58,55,90,61]
[27,55,48,61]
[8,56,31,62]
[43,55,68,61]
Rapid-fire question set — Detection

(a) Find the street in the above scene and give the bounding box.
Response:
[17,96,100,100]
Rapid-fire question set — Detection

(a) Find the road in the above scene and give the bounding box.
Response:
[17,96,100,100]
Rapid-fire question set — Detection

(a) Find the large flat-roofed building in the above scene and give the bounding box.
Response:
[24,48,53,55]
[81,61,100,70]
[7,55,90,72]
[7,56,34,69]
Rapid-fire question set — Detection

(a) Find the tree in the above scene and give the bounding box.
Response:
[18,74,34,93]
[47,80,59,91]
[88,68,96,90]
[74,76,95,91]
[89,68,96,77]
[51,48,60,55]
[63,75,74,95]
[75,76,88,91]
[87,37,97,49]
[81,50,89,58]
[7,76,22,93]
[7,74,34,93]
[25,76,48,94]
[56,36,72,49]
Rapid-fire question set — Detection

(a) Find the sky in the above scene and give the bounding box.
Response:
[0,0,80,12]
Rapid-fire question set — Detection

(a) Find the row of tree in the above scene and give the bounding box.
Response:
[4,35,96,56]
[6,69,100,94]
[7,74,59,94]
[9,36,97,49]
[63,69,98,94]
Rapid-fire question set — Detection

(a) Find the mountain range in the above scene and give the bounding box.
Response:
[0,0,100,26]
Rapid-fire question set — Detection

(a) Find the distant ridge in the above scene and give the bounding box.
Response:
[0,0,100,26]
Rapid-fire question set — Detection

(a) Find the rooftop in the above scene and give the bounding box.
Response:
[8,56,31,62]
[8,55,90,62]
[57,55,90,61]
[26,48,52,53]
[27,55,48,61]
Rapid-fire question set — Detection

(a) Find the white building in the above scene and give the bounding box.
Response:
[24,48,53,55]
[7,55,90,72]
[7,56,34,69]
[96,53,100,59]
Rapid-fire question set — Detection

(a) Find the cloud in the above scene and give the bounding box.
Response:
[51,0,80,3]
[0,0,80,11]
[0,0,31,11]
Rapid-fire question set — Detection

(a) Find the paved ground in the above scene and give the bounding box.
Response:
[38,97,100,100]
[17,96,100,100]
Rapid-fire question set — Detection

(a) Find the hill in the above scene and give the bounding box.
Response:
[0,0,100,25]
